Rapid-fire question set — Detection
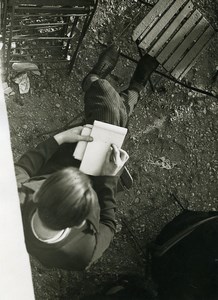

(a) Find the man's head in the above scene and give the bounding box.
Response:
[34,167,96,230]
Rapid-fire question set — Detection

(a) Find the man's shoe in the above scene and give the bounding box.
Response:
[91,44,120,78]
[82,44,120,91]
[130,54,159,91]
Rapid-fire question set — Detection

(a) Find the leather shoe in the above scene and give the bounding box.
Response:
[130,54,159,91]
[82,44,120,91]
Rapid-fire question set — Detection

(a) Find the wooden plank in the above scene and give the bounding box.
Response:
[171,25,215,78]
[14,8,89,14]
[12,36,73,40]
[132,0,174,42]
[157,9,202,64]
[139,0,188,51]
[14,0,94,6]
[148,1,194,57]
[163,16,209,71]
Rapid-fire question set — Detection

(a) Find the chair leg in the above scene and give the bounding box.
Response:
[2,0,8,57]
[68,0,98,74]
[5,4,15,77]
[64,16,79,58]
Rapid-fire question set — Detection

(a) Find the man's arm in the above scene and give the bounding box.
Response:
[87,145,129,266]
[92,176,118,231]
[15,126,93,183]
[93,144,129,230]
[15,137,59,178]
[88,175,118,267]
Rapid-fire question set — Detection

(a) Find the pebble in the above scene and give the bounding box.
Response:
[55,104,60,108]
[22,125,28,129]
[134,197,140,204]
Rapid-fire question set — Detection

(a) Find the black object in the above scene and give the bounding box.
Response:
[82,44,120,91]
[151,210,218,300]
[129,54,159,91]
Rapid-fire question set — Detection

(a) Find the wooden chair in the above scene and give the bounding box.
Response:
[1,0,98,74]
[132,0,216,80]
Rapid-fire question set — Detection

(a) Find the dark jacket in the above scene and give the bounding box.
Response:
[15,137,119,271]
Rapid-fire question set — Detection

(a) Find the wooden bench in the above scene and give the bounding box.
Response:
[132,0,215,80]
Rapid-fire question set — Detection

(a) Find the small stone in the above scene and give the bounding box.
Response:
[55,103,60,108]
[188,92,193,97]
[134,197,140,204]
[22,125,28,129]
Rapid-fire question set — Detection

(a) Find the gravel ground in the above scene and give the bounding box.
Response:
[4,0,218,299]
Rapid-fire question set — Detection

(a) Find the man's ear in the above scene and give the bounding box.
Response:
[84,188,93,202]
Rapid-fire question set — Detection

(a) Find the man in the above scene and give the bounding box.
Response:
[15,45,158,271]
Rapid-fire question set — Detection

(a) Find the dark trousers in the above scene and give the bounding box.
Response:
[84,78,139,127]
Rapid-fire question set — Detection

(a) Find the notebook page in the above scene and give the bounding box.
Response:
[79,121,127,176]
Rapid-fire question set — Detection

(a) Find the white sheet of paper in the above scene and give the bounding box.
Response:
[79,121,127,176]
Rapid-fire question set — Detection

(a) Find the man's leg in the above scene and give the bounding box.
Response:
[82,45,128,127]
[119,54,159,117]
[84,77,128,127]
[83,49,158,127]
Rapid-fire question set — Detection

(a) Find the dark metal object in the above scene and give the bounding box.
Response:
[1,0,98,75]
[169,193,186,211]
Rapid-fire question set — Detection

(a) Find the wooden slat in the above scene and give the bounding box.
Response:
[13,0,94,6]
[157,9,202,64]
[148,1,194,57]
[171,25,215,79]
[132,0,174,42]
[14,8,89,14]
[139,0,188,51]
[10,59,70,62]
[12,36,73,40]
[163,16,209,70]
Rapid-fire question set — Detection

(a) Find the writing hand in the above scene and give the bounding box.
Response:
[101,144,129,176]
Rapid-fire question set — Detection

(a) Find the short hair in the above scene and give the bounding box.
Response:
[35,167,96,230]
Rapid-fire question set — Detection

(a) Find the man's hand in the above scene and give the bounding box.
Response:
[54,126,93,145]
[101,144,129,176]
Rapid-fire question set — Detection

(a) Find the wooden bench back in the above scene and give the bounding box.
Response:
[133,0,215,79]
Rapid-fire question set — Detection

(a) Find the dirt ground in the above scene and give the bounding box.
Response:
[4,0,218,299]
